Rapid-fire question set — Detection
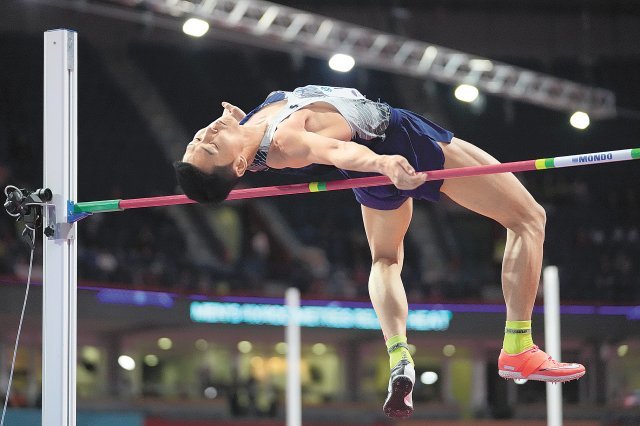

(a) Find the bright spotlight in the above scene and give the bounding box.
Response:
[420,371,439,385]
[328,53,355,72]
[183,18,210,38]
[514,378,528,385]
[570,111,590,130]
[454,84,479,103]
[118,355,136,371]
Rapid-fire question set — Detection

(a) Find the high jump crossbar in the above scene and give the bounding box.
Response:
[71,148,640,218]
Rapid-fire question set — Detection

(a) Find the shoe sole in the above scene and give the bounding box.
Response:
[499,370,585,383]
[383,375,414,418]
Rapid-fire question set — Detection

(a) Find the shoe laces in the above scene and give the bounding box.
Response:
[531,346,561,366]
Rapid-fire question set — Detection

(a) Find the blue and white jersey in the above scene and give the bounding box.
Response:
[240,85,391,172]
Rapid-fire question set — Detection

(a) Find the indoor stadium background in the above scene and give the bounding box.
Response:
[1,0,639,425]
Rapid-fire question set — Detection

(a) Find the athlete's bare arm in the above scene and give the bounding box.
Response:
[273,127,427,190]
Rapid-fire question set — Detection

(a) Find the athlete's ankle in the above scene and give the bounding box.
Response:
[386,335,414,368]
[502,320,535,354]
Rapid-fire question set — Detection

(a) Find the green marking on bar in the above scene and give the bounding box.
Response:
[544,158,555,168]
[632,148,640,159]
[73,199,122,214]
[308,182,327,192]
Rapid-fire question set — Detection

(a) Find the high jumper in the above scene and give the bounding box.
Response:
[173,85,590,418]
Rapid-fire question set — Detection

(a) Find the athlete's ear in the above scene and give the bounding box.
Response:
[233,155,248,177]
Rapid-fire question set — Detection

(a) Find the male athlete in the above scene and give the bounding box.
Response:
[174,86,585,418]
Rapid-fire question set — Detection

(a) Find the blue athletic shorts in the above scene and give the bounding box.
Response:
[338,108,454,210]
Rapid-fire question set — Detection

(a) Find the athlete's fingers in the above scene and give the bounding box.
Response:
[394,156,413,174]
[222,102,235,112]
[400,158,417,176]
[388,155,414,175]
[407,174,427,189]
[383,155,425,189]
[403,161,416,175]
[221,103,234,117]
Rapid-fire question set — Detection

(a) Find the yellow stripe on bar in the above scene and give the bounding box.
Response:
[308,182,327,192]
[535,159,548,169]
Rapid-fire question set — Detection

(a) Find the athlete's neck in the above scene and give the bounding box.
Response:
[240,122,268,165]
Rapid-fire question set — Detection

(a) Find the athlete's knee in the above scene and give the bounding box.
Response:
[370,247,404,269]
[506,200,546,239]
[371,257,404,279]
[372,256,400,267]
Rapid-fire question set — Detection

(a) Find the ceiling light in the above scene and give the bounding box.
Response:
[454,84,479,103]
[183,18,210,37]
[328,53,355,72]
[570,111,590,130]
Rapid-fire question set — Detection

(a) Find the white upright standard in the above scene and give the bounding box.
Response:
[285,287,301,426]
[544,266,563,426]
[42,29,78,426]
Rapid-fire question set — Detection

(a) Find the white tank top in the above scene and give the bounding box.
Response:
[248,85,391,172]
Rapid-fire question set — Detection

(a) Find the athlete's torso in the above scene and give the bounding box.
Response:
[242,100,349,169]
[240,86,391,171]
[243,99,352,140]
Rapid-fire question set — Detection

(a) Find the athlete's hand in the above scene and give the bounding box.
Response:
[380,155,427,190]
[221,102,246,121]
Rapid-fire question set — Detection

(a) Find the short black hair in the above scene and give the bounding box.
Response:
[173,161,239,204]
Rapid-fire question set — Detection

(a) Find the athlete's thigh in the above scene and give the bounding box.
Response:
[438,138,541,227]
[361,198,412,264]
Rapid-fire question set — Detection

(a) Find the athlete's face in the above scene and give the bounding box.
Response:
[183,115,244,174]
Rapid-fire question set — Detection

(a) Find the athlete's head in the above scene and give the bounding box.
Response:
[174,115,248,203]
